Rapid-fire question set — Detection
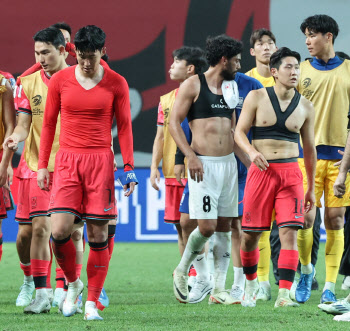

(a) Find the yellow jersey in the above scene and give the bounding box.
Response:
[245,67,275,88]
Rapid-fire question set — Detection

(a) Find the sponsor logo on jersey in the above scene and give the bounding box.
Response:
[32,95,42,106]
[211,98,229,110]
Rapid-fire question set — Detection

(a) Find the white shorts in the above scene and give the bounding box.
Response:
[188,153,238,220]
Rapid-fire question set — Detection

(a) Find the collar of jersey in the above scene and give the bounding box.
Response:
[310,55,343,71]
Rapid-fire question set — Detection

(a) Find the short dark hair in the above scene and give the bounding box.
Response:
[270,47,301,70]
[74,25,106,53]
[51,22,72,36]
[33,27,66,49]
[250,28,276,48]
[101,53,109,62]
[206,34,243,67]
[336,51,350,60]
[172,46,207,74]
[300,15,339,44]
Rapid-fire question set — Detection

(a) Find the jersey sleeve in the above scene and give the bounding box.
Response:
[157,101,164,126]
[16,83,32,115]
[113,75,134,171]
[38,75,61,169]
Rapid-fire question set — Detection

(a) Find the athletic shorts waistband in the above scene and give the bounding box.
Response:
[268,157,298,163]
[59,147,112,154]
[196,152,235,162]
[251,161,300,170]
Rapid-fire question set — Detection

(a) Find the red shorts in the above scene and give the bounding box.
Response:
[0,187,14,219]
[49,149,116,221]
[15,176,53,223]
[164,184,185,224]
[242,162,304,231]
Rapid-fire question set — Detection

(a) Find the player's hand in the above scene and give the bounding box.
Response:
[124,182,136,197]
[188,154,204,182]
[150,168,161,191]
[248,150,269,171]
[304,189,315,214]
[334,172,347,198]
[37,168,50,191]
[174,164,185,186]
[3,134,20,152]
[334,150,344,167]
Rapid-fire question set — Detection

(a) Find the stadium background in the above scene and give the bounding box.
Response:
[2,0,350,242]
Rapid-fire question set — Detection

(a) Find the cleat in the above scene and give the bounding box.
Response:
[342,277,350,291]
[318,299,350,315]
[24,297,51,314]
[173,268,189,303]
[16,280,35,307]
[209,290,238,305]
[47,288,54,305]
[230,285,244,303]
[189,276,213,304]
[274,294,300,308]
[98,288,109,308]
[62,279,84,317]
[311,277,319,291]
[58,291,67,313]
[241,282,259,308]
[188,275,196,291]
[290,277,298,301]
[295,265,315,303]
[256,285,271,301]
[52,288,64,307]
[334,311,350,322]
[320,289,337,304]
[84,301,103,320]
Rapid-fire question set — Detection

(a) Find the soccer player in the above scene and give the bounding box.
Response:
[150,46,206,255]
[0,72,16,262]
[170,34,244,305]
[37,25,136,320]
[235,47,316,308]
[244,28,277,301]
[4,27,68,313]
[295,14,350,304]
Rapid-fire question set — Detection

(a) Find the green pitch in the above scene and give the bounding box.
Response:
[0,242,349,330]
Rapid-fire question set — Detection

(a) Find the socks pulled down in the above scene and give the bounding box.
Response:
[213,231,231,291]
[52,235,77,283]
[325,229,344,284]
[87,240,109,303]
[108,224,116,261]
[177,227,209,274]
[20,262,32,280]
[240,248,259,281]
[278,249,298,290]
[233,267,245,289]
[31,259,50,290]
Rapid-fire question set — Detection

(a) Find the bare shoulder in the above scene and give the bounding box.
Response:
[300,95,314,112]
[179,75,200,96]
[245,88,264,103]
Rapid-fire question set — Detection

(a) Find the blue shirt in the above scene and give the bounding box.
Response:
[234,72,263,181]
[299,56,345,160]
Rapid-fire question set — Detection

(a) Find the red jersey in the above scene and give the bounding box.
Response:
[38,65,134,171]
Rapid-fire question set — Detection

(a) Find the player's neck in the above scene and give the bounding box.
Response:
[78,64,103,80]
[206,67,224,89]
[256,61,271,78]
[274,83,295,101]
[47,61,68,76]
[315,47,336,63]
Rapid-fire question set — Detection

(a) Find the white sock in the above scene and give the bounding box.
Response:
[24,275,33,282]
[207,235,215,277]
[279,288,290,297]
[300,263,313,274]
[246,278,259,290]
[344,276,350,286]
[323,281,335,293]
[259,280,270,289]
[213,231,231,291]
[193,253,209,281]
[177,227,209,274]
[233,267,245,289]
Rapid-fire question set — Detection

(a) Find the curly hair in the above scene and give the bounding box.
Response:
[206,34,243,67]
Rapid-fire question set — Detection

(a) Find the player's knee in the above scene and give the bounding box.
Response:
[17,225,32,242]
[52,229,71,241]
[199,224,215,238]
[71,230,82,242]
[32,225,49,240]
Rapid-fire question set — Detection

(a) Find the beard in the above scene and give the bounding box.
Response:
[221,68,236,81]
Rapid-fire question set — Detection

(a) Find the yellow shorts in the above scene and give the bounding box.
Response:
[298,158,350,208]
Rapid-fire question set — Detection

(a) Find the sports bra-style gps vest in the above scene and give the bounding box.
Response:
[252,87,301,143]
[187,74,234,122]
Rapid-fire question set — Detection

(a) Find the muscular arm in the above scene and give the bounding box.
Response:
[150,126,164,190]
[300,100,316,211]
[234,90,268,170]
